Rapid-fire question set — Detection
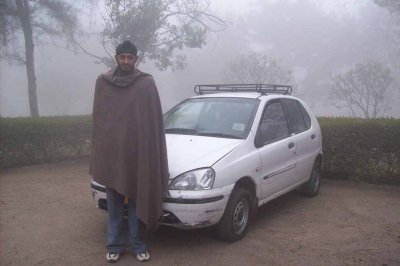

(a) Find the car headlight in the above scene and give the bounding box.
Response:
[169,168,215,190]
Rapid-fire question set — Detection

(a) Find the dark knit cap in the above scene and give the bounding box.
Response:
[116,40,137,55]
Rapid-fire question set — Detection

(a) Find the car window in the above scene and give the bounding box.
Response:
[258,101,290,143]
[164,101,204,129]
[164,98,259,139]
[281,99,307,134]
[299,103,311,130]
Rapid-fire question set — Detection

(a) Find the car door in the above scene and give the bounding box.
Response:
[281,99,315,183]
[255,100,297,199]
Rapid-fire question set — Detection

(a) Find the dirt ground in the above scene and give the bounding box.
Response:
[0,158,399,266]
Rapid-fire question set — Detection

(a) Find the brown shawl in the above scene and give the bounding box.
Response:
[90,67,169,232]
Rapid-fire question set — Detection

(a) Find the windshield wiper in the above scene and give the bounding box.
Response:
[165,128,199,134]
[197,132,243,139]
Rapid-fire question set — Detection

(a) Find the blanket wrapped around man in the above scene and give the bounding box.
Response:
[90,66,169,232]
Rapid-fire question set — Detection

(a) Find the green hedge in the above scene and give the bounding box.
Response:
[0,116,91,168]
[1,116,399,185]
[319,117,400,186]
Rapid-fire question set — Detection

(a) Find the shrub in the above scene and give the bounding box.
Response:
[1,115,399,186]
[0,116,91,168]
[319,117,400,186]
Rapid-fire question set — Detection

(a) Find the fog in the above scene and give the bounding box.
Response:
[1,0,399,117]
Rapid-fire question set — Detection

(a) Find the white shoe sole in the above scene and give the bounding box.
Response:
[136,252,150,262]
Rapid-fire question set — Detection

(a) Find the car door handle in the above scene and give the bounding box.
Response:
[288,142,294,149]
[311,134,316,139]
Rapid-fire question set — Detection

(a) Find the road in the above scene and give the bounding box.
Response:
[1,158,399,265]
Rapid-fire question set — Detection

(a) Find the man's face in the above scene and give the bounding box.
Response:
[115,53,137,72]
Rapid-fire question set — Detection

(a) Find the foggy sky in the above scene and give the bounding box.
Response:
[1,0,399,118]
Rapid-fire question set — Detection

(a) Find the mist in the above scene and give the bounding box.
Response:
[1,0,399,118]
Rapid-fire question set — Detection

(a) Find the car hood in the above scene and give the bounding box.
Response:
[166,134,243,179]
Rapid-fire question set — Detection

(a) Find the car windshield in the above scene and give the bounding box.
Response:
[164,97,259,139]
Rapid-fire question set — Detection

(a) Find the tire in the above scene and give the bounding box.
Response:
[216,187,252,242]
[301,164,321,197]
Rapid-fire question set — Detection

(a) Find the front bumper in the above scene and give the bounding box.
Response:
[90,181,234,229]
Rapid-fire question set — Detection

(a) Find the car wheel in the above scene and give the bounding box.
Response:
[216,187,252,242]
[301,164,321,197]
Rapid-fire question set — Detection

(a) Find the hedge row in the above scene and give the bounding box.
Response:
[0,116,91,168]
[318,117,400,186]
[1,116,399,185]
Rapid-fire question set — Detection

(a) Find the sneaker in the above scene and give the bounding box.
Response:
[106,252,121,263]
[136,251,150,262]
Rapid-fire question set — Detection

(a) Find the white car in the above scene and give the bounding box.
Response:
[91,84,323,242]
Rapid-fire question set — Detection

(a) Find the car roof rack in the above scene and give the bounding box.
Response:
[194,84,292,95]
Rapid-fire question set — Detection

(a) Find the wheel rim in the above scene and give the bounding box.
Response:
[232,198,249,235]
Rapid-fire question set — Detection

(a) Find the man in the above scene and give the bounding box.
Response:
[90,40,169,263]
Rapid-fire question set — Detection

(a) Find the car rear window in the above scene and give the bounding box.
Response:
[281,99,308,134]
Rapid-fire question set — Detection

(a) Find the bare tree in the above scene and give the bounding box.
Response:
[0,0,82,117]
[84,0,227,70]
[375,0,400,16]
[223,51,295,86]
[330,60,393,118]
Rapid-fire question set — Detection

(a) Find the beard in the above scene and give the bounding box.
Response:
[118,63,134,73]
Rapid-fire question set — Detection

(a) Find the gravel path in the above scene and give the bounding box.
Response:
[1,158,399,265]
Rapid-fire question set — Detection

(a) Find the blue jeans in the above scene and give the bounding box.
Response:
[106,188,147,254]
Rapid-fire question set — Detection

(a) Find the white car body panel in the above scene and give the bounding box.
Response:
[162,184,235,227]
[211,130,261,191]
[258,136,297,198]
[166,134,243,179]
